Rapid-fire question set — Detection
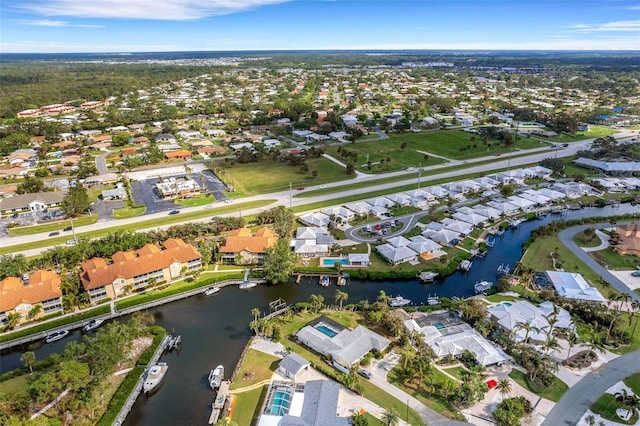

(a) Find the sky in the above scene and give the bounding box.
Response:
[1,0,639,53]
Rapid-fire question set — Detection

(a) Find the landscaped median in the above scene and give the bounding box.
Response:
[0,199,276,255]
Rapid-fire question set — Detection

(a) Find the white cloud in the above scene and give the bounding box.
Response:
[20,0,290,20]
[1,40,183,53]
[569,20,640,32]
[22,19,105,28]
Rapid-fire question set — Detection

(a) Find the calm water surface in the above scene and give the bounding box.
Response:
[2,204,638,425]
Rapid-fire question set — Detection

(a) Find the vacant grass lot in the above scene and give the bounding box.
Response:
[216,158,351,196]
[175,195,215,207]
[573,229,602,248]
[229,348,279,390]
[549,126,614,143]
[508,369,568,402]
[112,204,146,219]
[590,248,639,271]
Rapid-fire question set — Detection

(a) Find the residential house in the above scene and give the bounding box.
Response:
[320,206,355,224]
[471,205,502,220]
[80,238,202,302]
[422,228,461,247]
[277,353,310,381]
[376,243,418,265]
[489,300,573,343]
[293,227,333,257]
[348,253,370,267]
[299,212,331,227]
[518,190,552,206]
[544,271,606,303]
[102,187,127,201]
[506,195,537,210]
[219,227,279,265]
[442,218,474,236]
[164,150,191,161]
[385,192,412,206]
[0,191,67,214]
[452,212,490,227]
[0,270,63,327]
[408,235,443,259]
[614,224,640,256]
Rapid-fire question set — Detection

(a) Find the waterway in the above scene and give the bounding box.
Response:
[2,203,639,425]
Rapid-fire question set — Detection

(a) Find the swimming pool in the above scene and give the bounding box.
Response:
[315,323,338,338]
[267,390,292,415]
[433,322,445,330]
[322,258,348,266]
[503,302,513,307]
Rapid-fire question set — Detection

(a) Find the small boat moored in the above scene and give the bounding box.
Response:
[203,287,220,296]
[208,365,224,389]
[417,271,439,283]
[496,263,511,276]
[83,319,104,332]
[319,275,330,287]
[239,280,257,289]
[474,280,494,294]
[44,329,70,343]
[143,362,168,394]
[458,259,473,272]
[389,295,411,307]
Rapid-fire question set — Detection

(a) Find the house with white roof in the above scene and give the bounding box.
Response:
[425,186,449,199]
[385,236,411,248]
[442,218,474,236]
[473,176,500,190]
[320,206,355,224]
[524,166,553,179]
[544,271,606,303]
[299,212,330,227]
[348,253,370,267]
[452,212,490,227]
[408,236,443,257]
[591,178,627,193]
[422,228,461,247]
[537,188,566,201]
[486,200,518,215]
[376,244,418,265]
[293,227,334,257]
[344,201,371,215]
[550,183,581,199]
[404,311,509,366]
[489,300,574,344]
[405,189,435,202]
[365,197,395,208]
[385,192,412,206]
[493,170,526,185]
[368,205,389,219]
[506,195,537,210]
[518,190,552,206]
[565,181,601,197]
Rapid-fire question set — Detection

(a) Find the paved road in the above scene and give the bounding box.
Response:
[95,151,113,174]
[542,348,640,426]
[558,222,640,302]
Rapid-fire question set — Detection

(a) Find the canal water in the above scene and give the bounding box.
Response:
[2,204,639,425]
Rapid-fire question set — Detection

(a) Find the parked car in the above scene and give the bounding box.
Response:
[168,210,180,215]
[66,240,77,246]
[11,213,19,218]
[631,270,640,277]
[63,226,72,231]
[49,231,60,237]
[358,369,372,379]
[297,187,305,191]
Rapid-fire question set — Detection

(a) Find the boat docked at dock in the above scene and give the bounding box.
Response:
[167,334,181,351]
[417,271,439,283]
[83,319,104,332]
[426,294,439,305]
[389,295,411,307]
[44,329,70,344]
[143,362,168,394]
[496,263,511,276]
[474,280,493,294]
[208,365,224,389]
[319,275,330,287]
[239,280,257,289]
[458,259,472,272]
[203,287,220,296]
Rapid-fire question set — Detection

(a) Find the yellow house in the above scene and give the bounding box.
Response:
[219,227,278,265]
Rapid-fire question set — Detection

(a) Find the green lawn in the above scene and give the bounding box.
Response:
[508,369,568,402]
[485,294,520,303]
[326,140,446,174]
[590,248,639,271]
[8,215,99,236]
[112,204,146,219]
[215,158,352,196]
[363,412,385,426]
[590,393,639,425]
[573,230,603,248]
[0,200,275,255]
[229,348,279,391]
[522,235,620,299]
[231,385,267,426]
[0,373,33,398]
[442,366,467,380]
[624,372,640,394]
[548,126,614,143]
[174,195,215,207]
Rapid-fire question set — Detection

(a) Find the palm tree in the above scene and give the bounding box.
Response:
[565,333,579,362]
[308,294,324,314]
[381,408,400,426]
[543,335,560,356]
[615,389,632,416]
[585,414,596,426]
[377,290,390,305]
[20,351,36,374]
[496,378,512,399]
[334,289,348,311]
[251,308,261,322]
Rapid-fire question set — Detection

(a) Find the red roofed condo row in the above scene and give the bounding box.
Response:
[0,270,63,328]
[80,238,202,303]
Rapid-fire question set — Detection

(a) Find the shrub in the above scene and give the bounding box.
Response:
[492,396,533,426]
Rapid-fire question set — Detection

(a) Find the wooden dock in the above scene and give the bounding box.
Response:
[208,380,230,424]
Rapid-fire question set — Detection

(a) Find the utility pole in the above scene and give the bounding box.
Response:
[71,218,77,243]
[289,182,293,209]
[418,162,422,189]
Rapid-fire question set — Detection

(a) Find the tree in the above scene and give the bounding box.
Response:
[20,351,36,374]
[496,378,512,399]
[251,308,261,322]
[16,174,46,194]
[311,169,318,179]
[351,412,369,426]
[334,289,348,310]
[381,408,400,426]
[565,333,579,362]
[57,360,91,391]
[262,240,297,284]
[61,185,90,218]
[308,294,324,314]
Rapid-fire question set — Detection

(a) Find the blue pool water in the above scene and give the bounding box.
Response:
[433,322,445,330]
[315,324,338,337]
[503,302,513,307]
[268,390,292,415]
[322,258,348,266]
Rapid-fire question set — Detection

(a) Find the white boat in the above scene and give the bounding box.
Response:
[203,287,220,296]
[167,334,181,350]
[319,276,330,287]
[496,263,511,276]
[239,280,257,289]
[143,362,168,394]
[417,271,439,283]
[389,295,411,307]
[474,280,494,294]
[426,294,439,305]
[83,319,104,332]
[44,329,70,343]
[208,365,224,389]
[458,259,472,272]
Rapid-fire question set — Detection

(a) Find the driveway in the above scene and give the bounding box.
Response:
[130,178,177,215]
[92,199,124,221]
[542,349,640,426]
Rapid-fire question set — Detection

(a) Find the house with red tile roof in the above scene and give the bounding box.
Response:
[80,238,202,303]
[219,227,278,265]
[165,150,191,161]
[0,270,63,327]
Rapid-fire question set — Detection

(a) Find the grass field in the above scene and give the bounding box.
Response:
[590,248,639,271]
[229,348,279,390]
[232,386,267,426]
[442,366,467,380]
[174,195,215,207]
[573,229,603,248]
[8,215,99,236]
[590,393,639,425]
[112,204,146,219]
[0,200,275,255]
[508,369,568,402]
[216,158,352,196]
[548,126,614,143]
